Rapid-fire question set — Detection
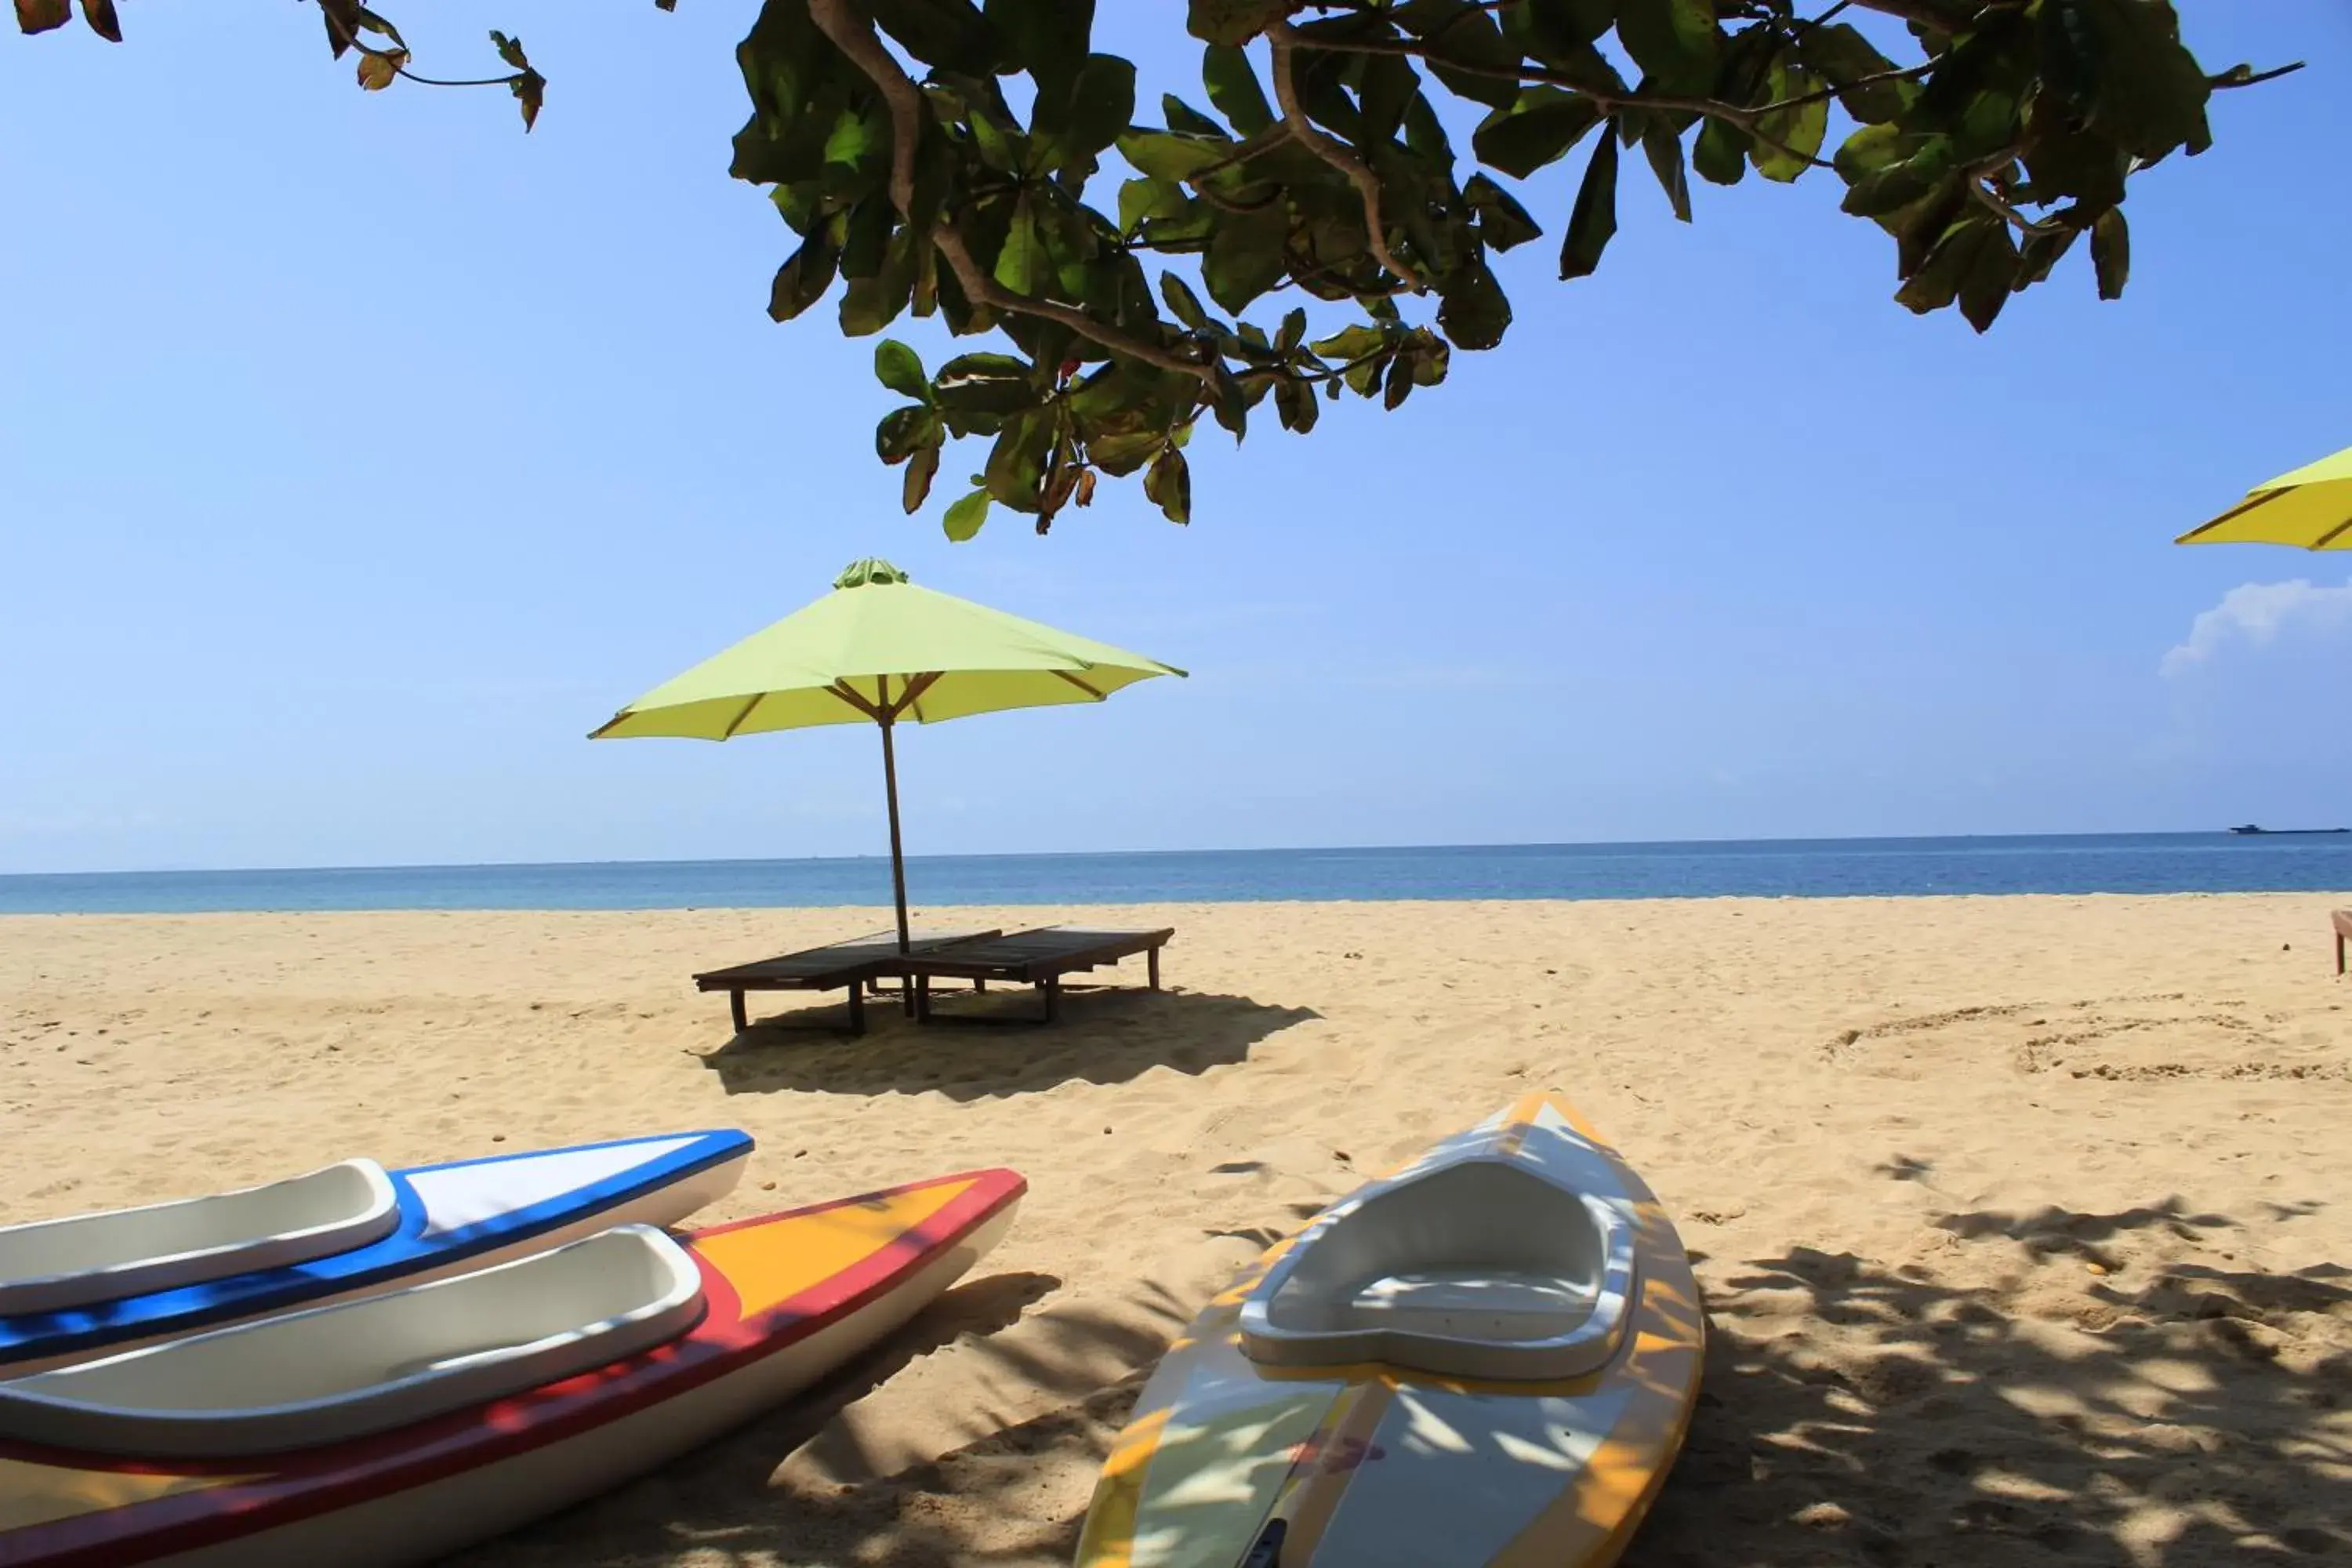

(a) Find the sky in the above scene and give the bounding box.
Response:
[3,3,2349,875]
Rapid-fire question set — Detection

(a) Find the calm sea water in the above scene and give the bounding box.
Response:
[2,834,2348,915]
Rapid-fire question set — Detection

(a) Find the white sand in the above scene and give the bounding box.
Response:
[4,895,2348,1564]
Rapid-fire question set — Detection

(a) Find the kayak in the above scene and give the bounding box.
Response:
[1075,1092,1702,1568]
[0,1167,1025,1566]
[0,1130,752,1374]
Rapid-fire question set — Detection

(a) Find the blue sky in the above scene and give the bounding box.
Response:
[4,3,2348,875]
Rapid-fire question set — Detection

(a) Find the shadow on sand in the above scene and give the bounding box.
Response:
[459,1194,2349,1567]
[1635,1198,2351,1566]
[695,987,1319,1099]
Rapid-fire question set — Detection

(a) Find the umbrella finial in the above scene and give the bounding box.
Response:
[836,557,911,589]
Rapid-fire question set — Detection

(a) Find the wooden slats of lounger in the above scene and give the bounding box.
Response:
[904,927,1175,1024]
[695,929,1000,1035]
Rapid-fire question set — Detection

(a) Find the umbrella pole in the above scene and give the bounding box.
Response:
[878,713,913,959]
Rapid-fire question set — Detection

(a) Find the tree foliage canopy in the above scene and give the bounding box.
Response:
[21,0,2294,537]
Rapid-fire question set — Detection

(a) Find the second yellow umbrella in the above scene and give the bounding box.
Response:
[2176,444,2352,550]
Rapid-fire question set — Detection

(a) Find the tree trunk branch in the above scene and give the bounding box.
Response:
[806,0,1211,382]
[1267,23,1425,293]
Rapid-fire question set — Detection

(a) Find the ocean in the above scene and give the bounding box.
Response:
[2,834,2348,916]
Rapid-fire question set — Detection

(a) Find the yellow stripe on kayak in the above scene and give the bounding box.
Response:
[1267,1380,1392,1562]
[695,1177,972,1319]
[0,1457,261,1535]
[1073,1406,1172,1567]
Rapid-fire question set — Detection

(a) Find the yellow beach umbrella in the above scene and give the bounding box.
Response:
[2176,444,2352,550]
[590,557,1184,951]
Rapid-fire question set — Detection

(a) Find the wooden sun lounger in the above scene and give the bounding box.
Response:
[694,929,1000,1036]
[905,926,1175,1025]
[2335,909,2352,976]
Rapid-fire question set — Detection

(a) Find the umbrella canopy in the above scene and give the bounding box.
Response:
[2176,444,2352,551]
[590,558,1184,952]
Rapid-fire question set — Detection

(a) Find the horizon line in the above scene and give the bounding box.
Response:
[0,826,2309,882]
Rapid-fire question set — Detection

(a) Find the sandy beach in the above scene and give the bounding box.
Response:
[4,893,2347,1566]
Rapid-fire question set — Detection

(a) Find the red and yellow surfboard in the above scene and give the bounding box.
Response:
[0,1168,1025,1568]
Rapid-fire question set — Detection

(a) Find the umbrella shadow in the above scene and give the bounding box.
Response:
[697,987,1319,1100]
[1632,1198,2352,1566]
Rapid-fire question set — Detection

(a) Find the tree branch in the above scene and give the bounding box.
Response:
[1267,23,1424,292]
[805,0,1213,382]
[1327,34,1835,172]
[2212,61,2305,89]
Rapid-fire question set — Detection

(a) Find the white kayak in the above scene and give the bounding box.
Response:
[1076,1091,1704,1568]
[0,1167,1027,1567]
[0,1130,753,1374]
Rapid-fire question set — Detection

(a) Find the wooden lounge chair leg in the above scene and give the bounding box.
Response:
[1041,977,1060,1024]
[2339,928,2347,977]
[729,989,749,1034]
[1148,948,1161,990]
[974,977,986,993]
[915,977,932,1022]
[847,984,866,1036]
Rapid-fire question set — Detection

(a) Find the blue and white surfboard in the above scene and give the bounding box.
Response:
[0,1130,753,1374]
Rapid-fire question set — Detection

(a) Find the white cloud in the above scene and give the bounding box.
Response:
[2161,577,2352,677]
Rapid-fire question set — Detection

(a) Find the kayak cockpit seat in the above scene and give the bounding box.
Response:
[0,1226,705,1457]
[0,1160,401,1318]
[1238,1158,1637,1381]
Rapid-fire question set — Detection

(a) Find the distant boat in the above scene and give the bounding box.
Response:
[2227,824,2350,836]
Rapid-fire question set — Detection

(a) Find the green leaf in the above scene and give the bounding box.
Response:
[985,0,1091,100]
[2014,223,2078,288]
[1160,270,1214,331]
[984,406,1058,506]
[1278,307,1307,350]
[1894,216,1994,315]
[1472,88,1604,180]
[1382,352,1414,410]
[1515,0,1616,52]
[875,339,931,402]
[1615,0,1719,95]
[488,28,528,70]
[1356,53,1421,147]
[1090,428,1167,474]
[1118,177,1189,237]
[2040,0,2212,159]
[1557,129,1619,280]
[1202,204,1288,314]
[1463,173,1543,250]
[902,440,942,515]
[1187,0,1286,46]
[1116,129,1236,183]
[1143,445,1191,523]
[1397,0,1523,111]
[1751,60,1828,183]
[1795,22,1905,124]
[993,194,1049,296]
[1437,256,1512,350]
[1163,93,1229,140]
[1202,43,1275,135]
[935,353,1041,422]
[875,405,935,463]
[1062,54,1138,158]
[869,0,998,72]
[2091,207,2129,299]
[767,227,841,321]
[1274,376,1319,434]
[1956,223,2020,332]
[942,487,992,541]
[1639,120,1692,222]
[1692,117,1747,186]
